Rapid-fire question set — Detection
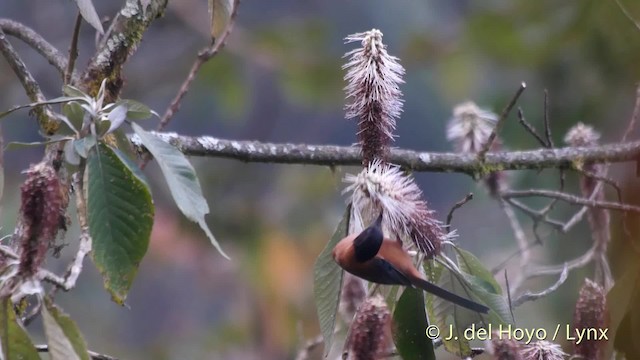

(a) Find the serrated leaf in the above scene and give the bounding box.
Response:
[313,205,350,358]
[42,298,91,360]
[131,123,228,259]
[73,0,104,34]
[425,262,473,357]
[0,298,40,360]
[455,248,502,294]
[87,143,154,304]
[209,0,234,41]
[393,287,436,360]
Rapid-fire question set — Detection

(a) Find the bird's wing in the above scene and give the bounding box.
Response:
[367,258,414,287]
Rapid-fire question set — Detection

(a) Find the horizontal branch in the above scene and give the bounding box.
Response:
[129,132,640,175]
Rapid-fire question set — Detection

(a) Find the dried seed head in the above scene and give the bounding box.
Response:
[564,122,600,147]
[18,162,63,277]
[447,101,498,154]
[487,332,523,360]
[344,29,404,166]
[343,160,447,257]
[521,341,567,360]
[573,279,608,360]
[340,273,367,321]
[345,295,391,360]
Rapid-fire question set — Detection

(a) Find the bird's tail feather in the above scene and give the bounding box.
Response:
[413,277,490,314]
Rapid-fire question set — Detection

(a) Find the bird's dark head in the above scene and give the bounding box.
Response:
[353,213,383,262]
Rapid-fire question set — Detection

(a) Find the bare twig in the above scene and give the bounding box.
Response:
[501,189,640,213]
[65,13,82,85]
[49,166,91,294]
[0,19,72,79]
[498,199,531,262]
[512,264,568,307]
[446,193,473,234]
[156,0,241,132]
[543,89,554,148]
[517,107,547,147]
[478,82,527,160]
[0,28,57,133]
[128,132,640,174]
[295,334,324,360]
[35,344,119,360]
[615,0,640,33]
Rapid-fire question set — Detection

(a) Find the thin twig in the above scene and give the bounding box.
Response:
[512,264,568,307]
[498,198,531,261]
[295,334,324,360]
[501,189,640,213]
[0,28,57,132]
[517,107,547,147]
[65,13,82,85]
[478,82,527,160]
[35,344,119,360]
[155,0,241,132]
[0,19,72,79]
[543,89,554,148]
[615,0,640,33]
[446,193,473,234]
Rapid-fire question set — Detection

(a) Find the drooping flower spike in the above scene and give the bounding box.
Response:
[343,159,449,258]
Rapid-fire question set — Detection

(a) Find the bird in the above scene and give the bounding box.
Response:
[333,213,490,313]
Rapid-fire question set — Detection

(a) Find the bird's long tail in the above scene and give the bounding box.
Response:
[412,277,490,313]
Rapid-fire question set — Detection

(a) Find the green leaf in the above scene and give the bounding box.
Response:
[313,205,350,357]
[74,0,104,34]
[455,248,502,294]
[5,136,73,151]
[131,123,228,259]
[62,85,88,98]
[42,298,91,360]
[0,96,86,120]
[73,135,97,158]
[119,99,157,120]
[0,298,40,360]
[87,143,154,304]
[393,288,436,360]
[425,262,473,357]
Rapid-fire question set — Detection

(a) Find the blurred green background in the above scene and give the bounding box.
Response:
[1,0,640,359]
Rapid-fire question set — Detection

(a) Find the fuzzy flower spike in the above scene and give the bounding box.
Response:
[343,159,449,258]
[343,29,404,166]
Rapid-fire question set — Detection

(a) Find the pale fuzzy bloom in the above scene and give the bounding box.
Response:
[343,159,448,257]
[486,332,523,360]
[573,279,609,360]
[447,101,498,154]
[521,341,567,360]
[344,295,391,360]
[564,122,601,147]
[343,29,404,165]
